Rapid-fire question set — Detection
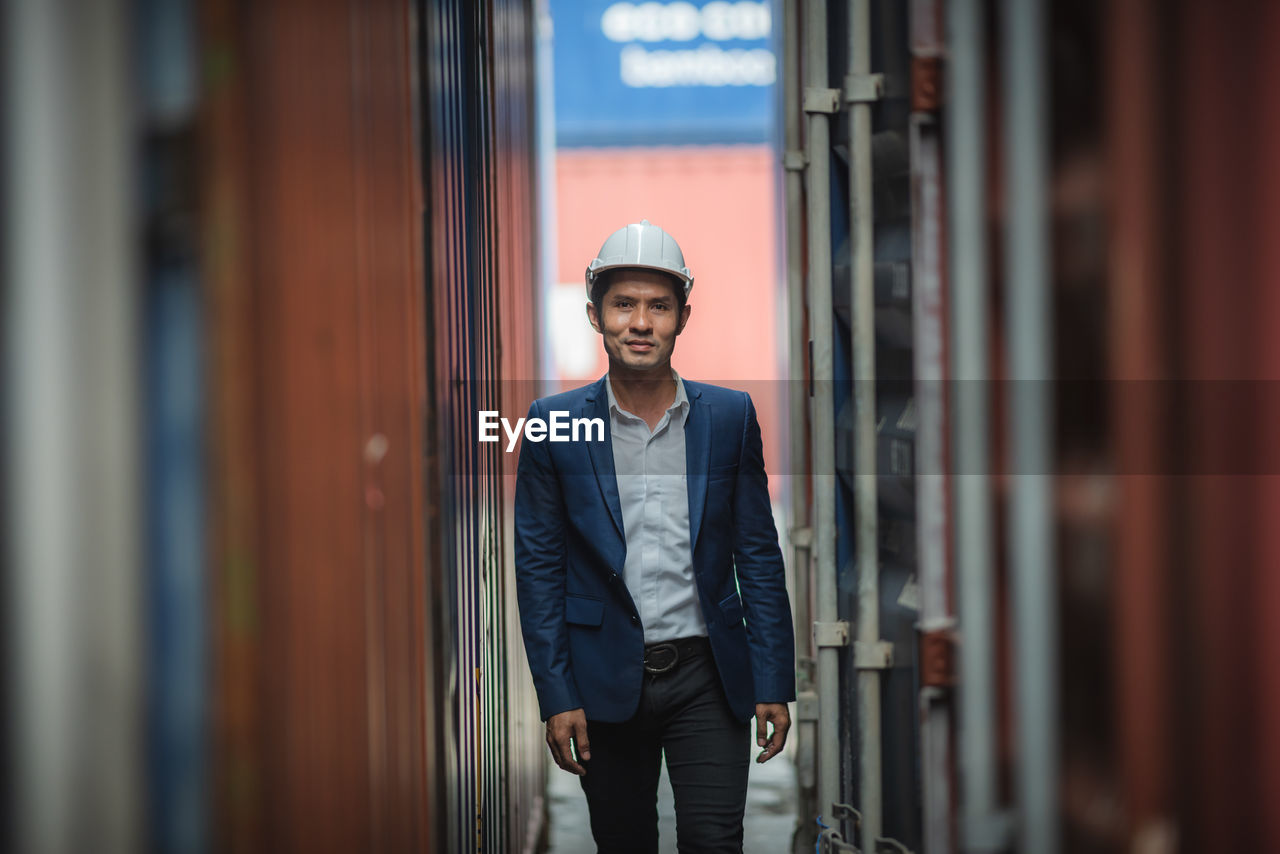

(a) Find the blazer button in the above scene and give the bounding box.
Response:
[630,615,639,625]
[610,572,618,581]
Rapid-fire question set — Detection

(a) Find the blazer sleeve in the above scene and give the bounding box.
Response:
[514,399,581,720]
[731,393,797,705]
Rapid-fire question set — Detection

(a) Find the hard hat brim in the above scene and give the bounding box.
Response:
[584,262,694,301]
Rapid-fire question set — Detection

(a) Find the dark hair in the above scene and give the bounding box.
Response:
[590,268,687,313]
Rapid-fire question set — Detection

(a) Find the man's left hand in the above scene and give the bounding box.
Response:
[754,703,791,763]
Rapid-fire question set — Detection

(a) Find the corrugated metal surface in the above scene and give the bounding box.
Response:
[203,1,433,851]
[1101,0,1168,850]
[201,1,264,847]
[1171,2,1276,847]
[202,0,542,851]
[419,0,544,852]
[1099,0,1280,849]
[784,0,1280,849]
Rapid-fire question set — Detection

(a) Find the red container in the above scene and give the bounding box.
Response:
[552,145,785,490]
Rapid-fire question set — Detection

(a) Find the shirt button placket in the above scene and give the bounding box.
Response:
[644,436,659,622]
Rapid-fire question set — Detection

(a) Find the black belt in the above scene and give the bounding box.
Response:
[642,635,710,675]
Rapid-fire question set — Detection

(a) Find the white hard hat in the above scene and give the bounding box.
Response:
[585,219,694,301]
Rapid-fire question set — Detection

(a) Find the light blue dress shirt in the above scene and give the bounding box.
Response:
[606,371,709,644]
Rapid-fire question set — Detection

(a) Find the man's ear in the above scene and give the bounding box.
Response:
[585,301,603,333]
[676,303,691,335]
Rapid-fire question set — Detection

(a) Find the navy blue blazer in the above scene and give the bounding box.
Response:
[514,376,796,724]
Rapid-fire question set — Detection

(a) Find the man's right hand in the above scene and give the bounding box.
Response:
[545,708,590,776]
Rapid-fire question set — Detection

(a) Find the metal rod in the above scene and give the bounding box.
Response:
[946,0,1003,849]
[783,0,819,840]
[783,4,808,653]
[909,108,955,854]
[4,1,142,851]
[846,0,882,849]
[803,0,841,827]
[534,0,559,396]
[1002,0,1059,849]
[906,3,956,848]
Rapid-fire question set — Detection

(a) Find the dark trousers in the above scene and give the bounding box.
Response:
[579,637,750,854]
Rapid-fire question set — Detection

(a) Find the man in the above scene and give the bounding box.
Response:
[514,219,795,853]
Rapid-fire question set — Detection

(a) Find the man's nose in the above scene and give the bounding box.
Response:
[630,307,653,332]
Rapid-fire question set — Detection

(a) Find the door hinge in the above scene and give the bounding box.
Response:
[796,690,820,721]
[844,72,884,104]
[813,620,850,648]
[853,640,894,669]
[804,87,842,114]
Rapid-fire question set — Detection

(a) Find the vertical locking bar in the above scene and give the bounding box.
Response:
[846,0,883,849]
[1003,0,1059,849]
[803,0,842,833]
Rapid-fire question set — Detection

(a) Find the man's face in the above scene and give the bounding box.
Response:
[586,269,690,372]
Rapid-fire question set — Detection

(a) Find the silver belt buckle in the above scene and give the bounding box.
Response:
[643,642,679,675]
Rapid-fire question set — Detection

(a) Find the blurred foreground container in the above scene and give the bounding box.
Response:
[782,0,1280,852]
[4,0,544,852]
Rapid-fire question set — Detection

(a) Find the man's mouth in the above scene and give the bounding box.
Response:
[625,340,655,351]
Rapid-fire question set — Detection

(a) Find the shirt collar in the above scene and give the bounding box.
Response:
[605,370,689,422]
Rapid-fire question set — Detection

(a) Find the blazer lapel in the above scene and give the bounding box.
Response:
[584,378,625,544]
[684,382,712,553]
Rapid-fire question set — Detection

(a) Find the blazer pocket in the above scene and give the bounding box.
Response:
[718,592,745,628]
[709,463,738,477]
[565,594,605,627]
